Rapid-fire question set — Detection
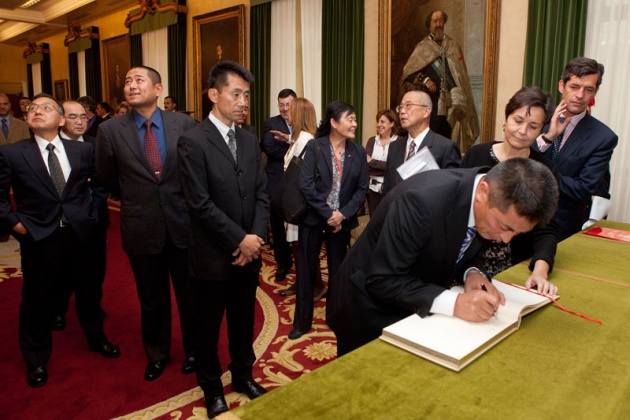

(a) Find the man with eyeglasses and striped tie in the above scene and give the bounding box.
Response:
[382,90,461,196]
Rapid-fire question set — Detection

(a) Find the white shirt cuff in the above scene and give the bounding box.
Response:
[429,289,460,316]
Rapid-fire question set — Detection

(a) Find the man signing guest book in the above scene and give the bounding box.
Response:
[327,158,559,356]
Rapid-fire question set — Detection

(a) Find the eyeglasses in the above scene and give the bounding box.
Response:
[278,103,291,110]
[395,103,428,113]
[27,103,59,114]
[66,115,88,122]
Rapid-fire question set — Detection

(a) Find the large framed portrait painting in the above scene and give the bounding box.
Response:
[102,34,131,107]
[379,0,500,151]
[193,5,245,122]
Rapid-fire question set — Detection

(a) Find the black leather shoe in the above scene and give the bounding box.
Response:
[181,356,195,374]
[232,379,268,400]
[88,341,121,358]
[205,394,228,418]
[275,267,290,282]
[314,286,328,302]
[279,283,297,296]
[27,366,48,388]
[144,358,169,381]
[288,328,305,340]
[51,315,66,331]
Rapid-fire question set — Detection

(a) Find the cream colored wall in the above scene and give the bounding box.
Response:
[494,0,529,140]
[0,44,27,91]
[363,0,379,144]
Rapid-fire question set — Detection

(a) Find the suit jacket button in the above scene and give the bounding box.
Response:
[242,195,246,200]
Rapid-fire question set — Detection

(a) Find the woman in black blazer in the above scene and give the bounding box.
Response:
[461,87,559,295]
[289,101,369,340]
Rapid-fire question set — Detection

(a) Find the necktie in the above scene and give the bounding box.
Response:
[456,226,476,265]
[1,118,8,139]
[46,143,66,197]
[227,128,237,161]
[406,139,416,161]
[551,131,565,160]
[144,120,163,177]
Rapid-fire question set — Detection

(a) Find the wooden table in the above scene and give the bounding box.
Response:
[231,221,630,419]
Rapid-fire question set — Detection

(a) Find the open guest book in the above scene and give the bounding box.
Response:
[380,280,556,372]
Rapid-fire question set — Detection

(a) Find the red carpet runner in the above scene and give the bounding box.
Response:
[0,202,336,419]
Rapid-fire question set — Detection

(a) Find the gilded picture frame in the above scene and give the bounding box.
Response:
[53,79,69,102]
[193,5,245,122]
[378,0,501,143]
[102,34,131,107]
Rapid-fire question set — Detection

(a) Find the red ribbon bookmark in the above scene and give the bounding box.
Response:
[495,280,603,325]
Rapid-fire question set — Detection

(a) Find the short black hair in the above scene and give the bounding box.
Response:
[561,57,605,87]
[97,101,112,113]
[165,95,177,105]
[77,95,96,112]
[315,100,356,138]
[129,65,162,84]
[207,60,254,90]
[278,89,297,100]
[484,158,558,226]
[505,87,554,125]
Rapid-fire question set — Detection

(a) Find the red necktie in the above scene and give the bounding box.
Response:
[144,120,163,177]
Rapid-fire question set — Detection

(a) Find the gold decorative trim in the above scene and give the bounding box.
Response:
[124,0,189,28]
[63,24,100,46]
[22,41,49,58]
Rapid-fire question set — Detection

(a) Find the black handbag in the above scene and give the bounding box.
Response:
[271,140,320,224]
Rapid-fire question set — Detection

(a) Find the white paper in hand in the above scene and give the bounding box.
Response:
[396,146,440,181]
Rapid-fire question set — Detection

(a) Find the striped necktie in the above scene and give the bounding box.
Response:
[406,139,416,161]
[1,118,8,139]
[227,129,237,161]
[456,226,477,265]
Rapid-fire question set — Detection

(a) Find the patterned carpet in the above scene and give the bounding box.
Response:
[117,248,338,420]
[0,201,341,419]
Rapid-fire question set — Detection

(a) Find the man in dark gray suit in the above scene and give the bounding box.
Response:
[96,66,197,381]
[51,100,108,331]
[382,90,461,196]
[328,159,558,356]
[262,88,297,281]
[178,61,269,418]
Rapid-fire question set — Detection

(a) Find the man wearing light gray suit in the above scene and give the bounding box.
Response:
[96,66,197,381]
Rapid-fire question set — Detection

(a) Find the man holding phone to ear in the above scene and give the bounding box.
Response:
[534,57,618,241]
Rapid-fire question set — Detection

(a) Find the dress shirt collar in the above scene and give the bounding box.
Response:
[59,130,84,142]
[34,134,65,154]
[209,111,236,144]
[408,127,430,154]
[467,174,485,228]
[133,108,162,131]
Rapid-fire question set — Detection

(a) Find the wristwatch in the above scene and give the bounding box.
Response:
[541,133,553,144]
[464,267,488,282]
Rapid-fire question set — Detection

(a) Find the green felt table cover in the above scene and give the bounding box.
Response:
[231,222,630,419]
